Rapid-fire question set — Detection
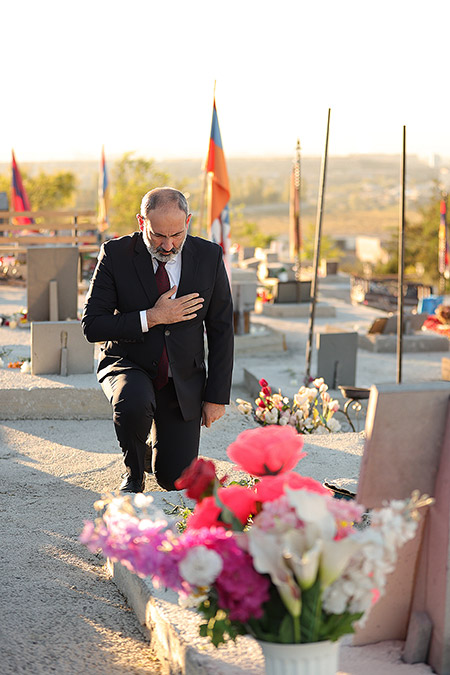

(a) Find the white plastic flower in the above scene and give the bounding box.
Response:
[327,417,341,432]
[264,407,279,425]
[179,546,223,587]
[236,398,253,414]
[20,360,31,374]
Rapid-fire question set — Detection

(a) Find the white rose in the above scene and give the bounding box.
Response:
[179,546,223,587]
[327,417,341,433]
[264,407,279,425]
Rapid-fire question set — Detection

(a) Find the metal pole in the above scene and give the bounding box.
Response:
[295,139,302,278]
[396,126,406,384]
[305,108,331,382]
[439,192,448,296]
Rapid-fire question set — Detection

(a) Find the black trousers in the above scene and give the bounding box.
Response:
[101,369,202,491]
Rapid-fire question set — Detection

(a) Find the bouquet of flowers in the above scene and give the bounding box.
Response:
[81,426,432,648]
[237,377,342,434]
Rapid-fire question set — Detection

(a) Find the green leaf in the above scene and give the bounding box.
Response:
[319,611,364,642]
[299,578,322,642]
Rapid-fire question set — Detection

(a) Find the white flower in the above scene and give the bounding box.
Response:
[179,546,223,587]
[320,538,362,588]
[20,360,31,373]
[133,493,154,508]
[279,411,290,426]
[283,534,322,590]
[236,398,252,414]
[294,392,309,408]
[285,489,336,543]
[327,417,341,433]
[247,528,301,617]
[0,357,3,368]
[264,408,279,425]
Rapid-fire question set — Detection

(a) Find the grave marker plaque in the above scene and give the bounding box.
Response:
[27,246,79,321]
[316,332,357,387]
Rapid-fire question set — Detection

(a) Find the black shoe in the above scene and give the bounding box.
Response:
[119,474,145,494]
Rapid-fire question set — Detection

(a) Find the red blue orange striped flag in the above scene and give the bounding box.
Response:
[205,98,231,276]
[11,150,33,226]
[98,146,109,232]
[439,197,450,279]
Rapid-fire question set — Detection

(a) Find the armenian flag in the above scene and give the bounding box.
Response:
[11,150,33,226]
[205,98,231,276]
[98,146,109,231]
[438,196,450,279]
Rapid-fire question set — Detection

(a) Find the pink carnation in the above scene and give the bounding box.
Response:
[227,426,306,477]
[255,472,330,503]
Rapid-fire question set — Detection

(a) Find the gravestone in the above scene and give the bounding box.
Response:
[273,280,311,303]
[354,382,450,656]
[406,403,450,673]
[316,332,357,387]
[27,246,79,321]
[31,321,94,375]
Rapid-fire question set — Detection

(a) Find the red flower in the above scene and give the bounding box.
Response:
[186,496,223,529]
[227,426,306,477]
[255,472,330,502]
[174,458,217,501]
[217,485,257,524]
[259,378,268,388]
[261,386,272,396]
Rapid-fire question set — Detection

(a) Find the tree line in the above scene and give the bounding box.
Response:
[0,154,447,287]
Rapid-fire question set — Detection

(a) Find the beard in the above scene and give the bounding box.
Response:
[143,228,187,263]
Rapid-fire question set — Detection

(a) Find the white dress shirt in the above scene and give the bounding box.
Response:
[139,253,182,332]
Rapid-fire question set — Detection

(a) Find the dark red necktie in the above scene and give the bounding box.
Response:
[154,261,170,390]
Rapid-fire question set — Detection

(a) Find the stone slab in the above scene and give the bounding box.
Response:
[0,385,110,419]
[409,402,450,674]
[316,332,357,387]
[403,611,433,665]
[443,358,450,381]
[358,333,449,353]
[354,382,450,646]
[31,321,94,375]
[27,246,79,321]
[234,328,286,354]
[260,302,336,318]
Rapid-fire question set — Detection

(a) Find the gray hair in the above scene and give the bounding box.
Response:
[140,187,189,219]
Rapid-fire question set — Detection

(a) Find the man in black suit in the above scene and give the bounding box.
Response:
[82,187,234,493]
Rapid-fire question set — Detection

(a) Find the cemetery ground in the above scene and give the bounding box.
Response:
[0,277,448,674]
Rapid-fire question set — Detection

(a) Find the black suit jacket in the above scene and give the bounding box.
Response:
[82,232,234,420]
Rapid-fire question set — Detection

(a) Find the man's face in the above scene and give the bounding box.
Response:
[138,206,190,263]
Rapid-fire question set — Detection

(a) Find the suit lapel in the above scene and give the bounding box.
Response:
[177,236,199,296]
[133,234,159,304]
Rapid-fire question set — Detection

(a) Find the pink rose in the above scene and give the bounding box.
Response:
[227,426,306,477]
[255,472,330,502]
[217,485,257,524]
[186,496,223,529]
[175,458,217,501]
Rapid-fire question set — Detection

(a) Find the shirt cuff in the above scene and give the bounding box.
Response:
[140,310,149,333]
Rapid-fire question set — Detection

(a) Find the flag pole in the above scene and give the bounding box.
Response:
[396,126,406,385]
[305,108,331,383]
[290,139,302,277]
[198,82,217,238]
[439,192,448,296]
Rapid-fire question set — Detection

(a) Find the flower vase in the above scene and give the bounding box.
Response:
[257,639,339,675]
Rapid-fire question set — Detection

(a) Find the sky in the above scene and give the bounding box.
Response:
[2,0,450,164]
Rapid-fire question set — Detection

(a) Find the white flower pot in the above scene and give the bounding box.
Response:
[257,639,339,675]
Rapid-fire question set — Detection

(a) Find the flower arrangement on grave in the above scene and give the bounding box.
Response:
[80,426,432,650]
[237,377,342,434]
